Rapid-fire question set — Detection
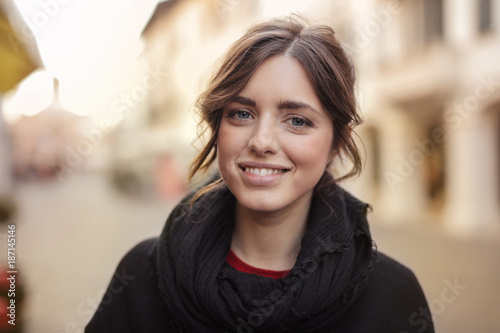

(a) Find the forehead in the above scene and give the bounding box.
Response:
[237,55,322,109]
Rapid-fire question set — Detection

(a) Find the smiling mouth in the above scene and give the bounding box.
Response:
[241,167,289,176]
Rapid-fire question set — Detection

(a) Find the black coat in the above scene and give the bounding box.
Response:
[85,237,434,332]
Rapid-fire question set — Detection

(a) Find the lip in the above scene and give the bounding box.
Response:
[237,161,291,170]
[237,161,291,186]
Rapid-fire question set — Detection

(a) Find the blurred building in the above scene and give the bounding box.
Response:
[9,78,94,180]
[118,0,499,235]
[351,0,500,236]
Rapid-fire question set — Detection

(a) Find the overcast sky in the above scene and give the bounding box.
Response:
[3,0,162,122]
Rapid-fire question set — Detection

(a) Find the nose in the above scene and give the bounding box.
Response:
[248,117,279,156]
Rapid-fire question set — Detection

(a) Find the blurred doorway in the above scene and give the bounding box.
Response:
[406,101,447,217]
[423,123,446,213]
[363,126,382,199]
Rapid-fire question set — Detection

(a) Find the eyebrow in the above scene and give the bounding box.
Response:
[278,99,321,116]
[231,96,256,107]
[231,96,321,115]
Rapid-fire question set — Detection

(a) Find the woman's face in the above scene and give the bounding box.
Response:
[217,55,334,214]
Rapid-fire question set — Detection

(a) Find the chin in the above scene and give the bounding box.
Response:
[234,192,286,213]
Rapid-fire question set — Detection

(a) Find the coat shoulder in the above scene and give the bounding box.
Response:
[85,238,177,333]
[334,252,435,333]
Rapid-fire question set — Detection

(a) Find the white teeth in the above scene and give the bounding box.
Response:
[243,167,285,176]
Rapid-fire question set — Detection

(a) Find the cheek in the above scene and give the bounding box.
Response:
[217,124,244,169]
[287,132,333,168]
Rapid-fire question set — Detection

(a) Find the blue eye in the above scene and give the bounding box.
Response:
[236,111,251,119]
[285,116,314,130]
[291,117,305,126]
[225,109,253,125]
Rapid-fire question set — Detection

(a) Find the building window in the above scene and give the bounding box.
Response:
[401,0,444,53]
[423,0,444,42]
[479,0,493,33]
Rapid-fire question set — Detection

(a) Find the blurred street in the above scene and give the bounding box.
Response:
[12,172,175,333]
[8,172,500,333]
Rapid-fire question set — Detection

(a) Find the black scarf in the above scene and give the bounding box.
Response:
[156,176,377,333]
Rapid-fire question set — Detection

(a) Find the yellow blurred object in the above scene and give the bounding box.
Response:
[0,5,38,93]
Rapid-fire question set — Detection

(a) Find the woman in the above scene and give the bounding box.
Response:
[86,16,434,333]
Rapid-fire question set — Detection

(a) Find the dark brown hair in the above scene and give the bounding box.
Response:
[189,15,363,195]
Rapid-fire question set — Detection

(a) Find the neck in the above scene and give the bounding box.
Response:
[231,192,313,271]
